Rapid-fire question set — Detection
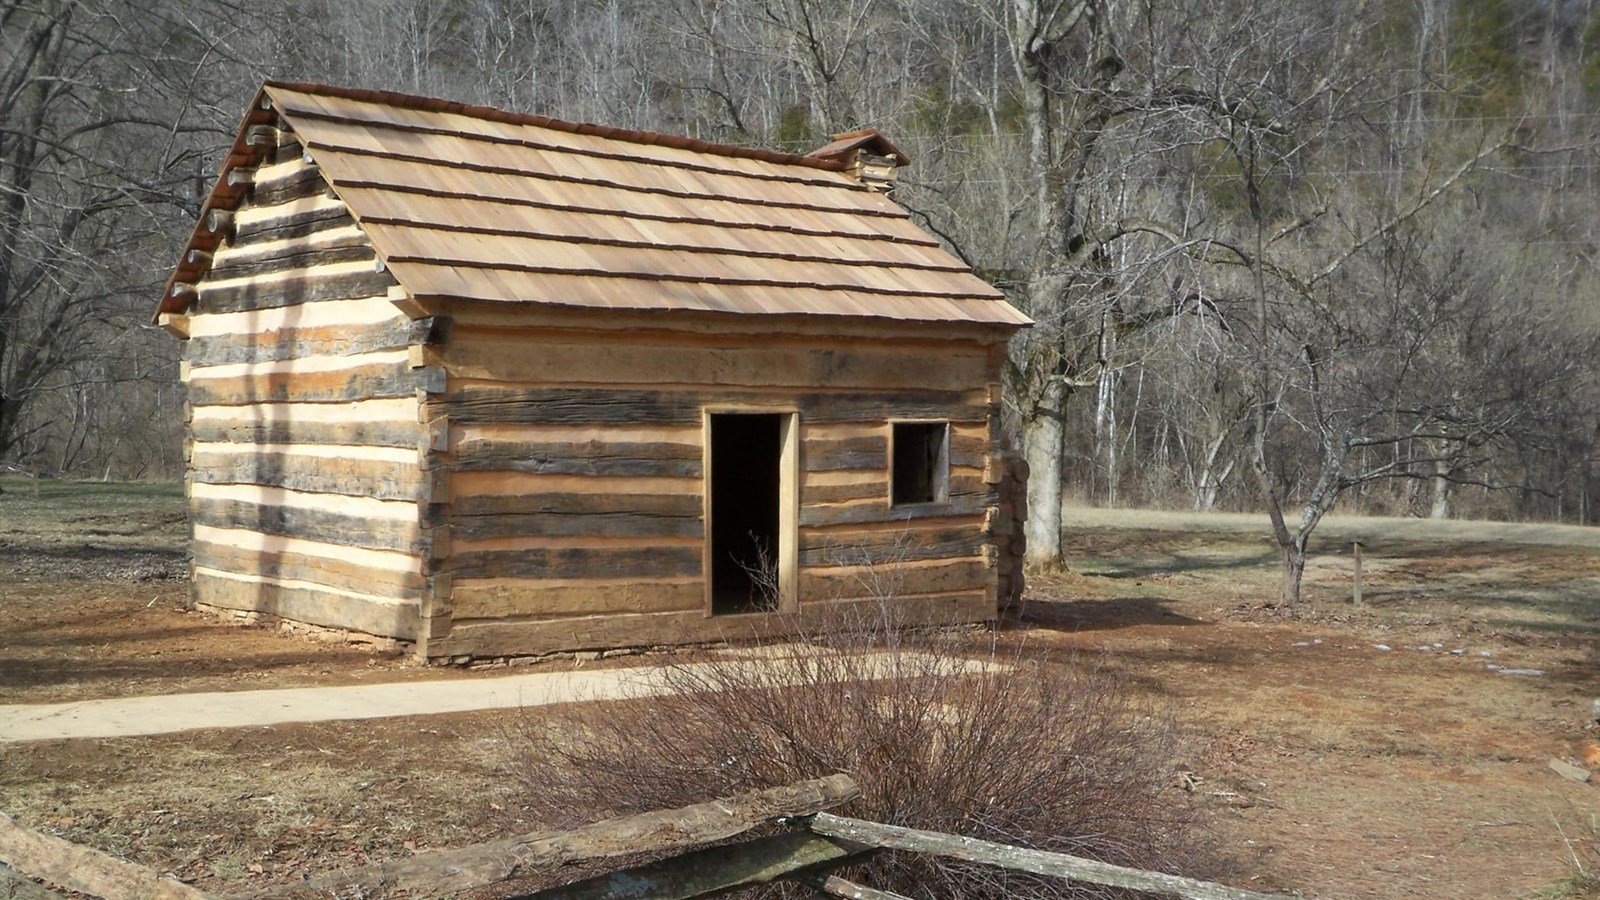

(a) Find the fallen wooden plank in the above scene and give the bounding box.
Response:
[0,812,213,900]
[810,874,912,900]
[247,775,860,899]
[1548,758,1592,784]
[805,813,1289,900]
[515,831,866,900]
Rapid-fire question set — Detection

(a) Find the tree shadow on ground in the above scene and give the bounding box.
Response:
[0,646,377,700]
[1074,549,1280,580]
[7,622,243,649]
[1014,596,1212,632]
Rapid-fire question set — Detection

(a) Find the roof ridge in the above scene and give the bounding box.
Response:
[263,80,847,173]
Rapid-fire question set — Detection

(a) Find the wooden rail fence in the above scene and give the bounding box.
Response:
[1,776,1289,900]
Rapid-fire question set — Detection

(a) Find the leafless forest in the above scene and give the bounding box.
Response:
[5,0,1599,596]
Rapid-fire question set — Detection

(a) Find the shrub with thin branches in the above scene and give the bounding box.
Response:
[504,607,1219,898]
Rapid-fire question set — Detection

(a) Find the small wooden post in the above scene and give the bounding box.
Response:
[1352,540,1366,607]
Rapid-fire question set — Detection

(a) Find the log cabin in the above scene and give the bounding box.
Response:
[156,82,1030,662]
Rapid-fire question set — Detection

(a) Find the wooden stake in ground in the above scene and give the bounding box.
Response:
[1352,540,1366,607]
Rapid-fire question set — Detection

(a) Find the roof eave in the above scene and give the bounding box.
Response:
[152,86,283,326]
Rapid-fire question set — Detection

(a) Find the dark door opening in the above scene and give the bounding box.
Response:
[709,413,783,614]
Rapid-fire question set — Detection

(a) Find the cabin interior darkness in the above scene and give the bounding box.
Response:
[709,413,783,614]
[892,421,949,505]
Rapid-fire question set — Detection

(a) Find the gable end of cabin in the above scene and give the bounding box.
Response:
[172,112,441,651]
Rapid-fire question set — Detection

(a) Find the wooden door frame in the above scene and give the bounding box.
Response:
[701,407,800,617]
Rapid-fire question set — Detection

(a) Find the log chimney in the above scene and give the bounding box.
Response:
[806,128,908,194]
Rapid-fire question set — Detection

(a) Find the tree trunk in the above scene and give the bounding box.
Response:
[1022,384,1065,569]
[1430,453,1452,519]
[1280,542,1306,605]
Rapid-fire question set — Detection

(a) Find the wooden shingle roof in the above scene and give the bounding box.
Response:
[161,82,1028,328]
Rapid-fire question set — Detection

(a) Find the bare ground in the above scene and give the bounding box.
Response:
[2,485,1598,898]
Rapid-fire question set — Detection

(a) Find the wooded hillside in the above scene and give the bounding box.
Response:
[5,0,1597,585]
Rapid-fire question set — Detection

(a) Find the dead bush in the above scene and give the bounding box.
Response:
[504,608,1219,897]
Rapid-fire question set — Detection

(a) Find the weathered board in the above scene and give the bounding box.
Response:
[428,592,994,658]
[194,570,421,639]
[189,446,422,499]
[191,537,423,599]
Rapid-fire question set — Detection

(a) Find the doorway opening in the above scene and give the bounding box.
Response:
[708,412,788,615]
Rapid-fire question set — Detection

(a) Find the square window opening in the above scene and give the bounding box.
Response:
[892,421,949,505]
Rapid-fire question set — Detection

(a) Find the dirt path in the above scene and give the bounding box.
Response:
[1065,507,1600,549]
[0,650,962,742]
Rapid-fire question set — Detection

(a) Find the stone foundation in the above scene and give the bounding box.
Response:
[196,603,412,654]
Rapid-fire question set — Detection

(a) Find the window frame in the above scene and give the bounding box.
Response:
[888,419,951,507]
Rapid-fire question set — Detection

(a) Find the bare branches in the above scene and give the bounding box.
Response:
[1309,134,1512,287]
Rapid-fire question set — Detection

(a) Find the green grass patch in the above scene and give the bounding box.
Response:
[0,476,182,500]
[0,477,186,554]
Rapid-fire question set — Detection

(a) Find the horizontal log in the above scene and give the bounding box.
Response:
[426,592,993,658]
[193,570,419,641]
[192,480,413,517]
[437,387,984,427]
[192,539,422,599]
[801,472,991,507]
[451,492,703,541]
[803,475,886,505]
[197,267,395,315]
[805,435,886,472]
[805,814,1286,900]
[452,437,702,478]
[947,433,988,468]
[206,240,375,282]
[247,776,861,900]
[190,417,421,447]
[450,491,702,518]
[191,496,421,554]
[526,830,864,900]
[799,492,992,528]
[186,294,411,338]
[190,447,422,500]
[948,473,996,502]
[231,203,355,246]
[448,544,703,580]
[798,523,988,568]
[186,316,418,367]
[440,333,990,393]
[451,513,700,541]
[799,557,991,601]
[250,163,331,206]
[189,357,418,405]
[450,578,704,619]
[449,471,701,499]
[247,124,296,150]
[438,387,699,426]
[263,139,305,167]
[0,811,214,900]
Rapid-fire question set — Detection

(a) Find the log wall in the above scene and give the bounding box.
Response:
[179,146,427,643]
[422,322,1009,659]
[173,126,1014,660]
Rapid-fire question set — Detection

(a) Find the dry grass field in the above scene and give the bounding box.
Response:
[2,481,1598,898]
